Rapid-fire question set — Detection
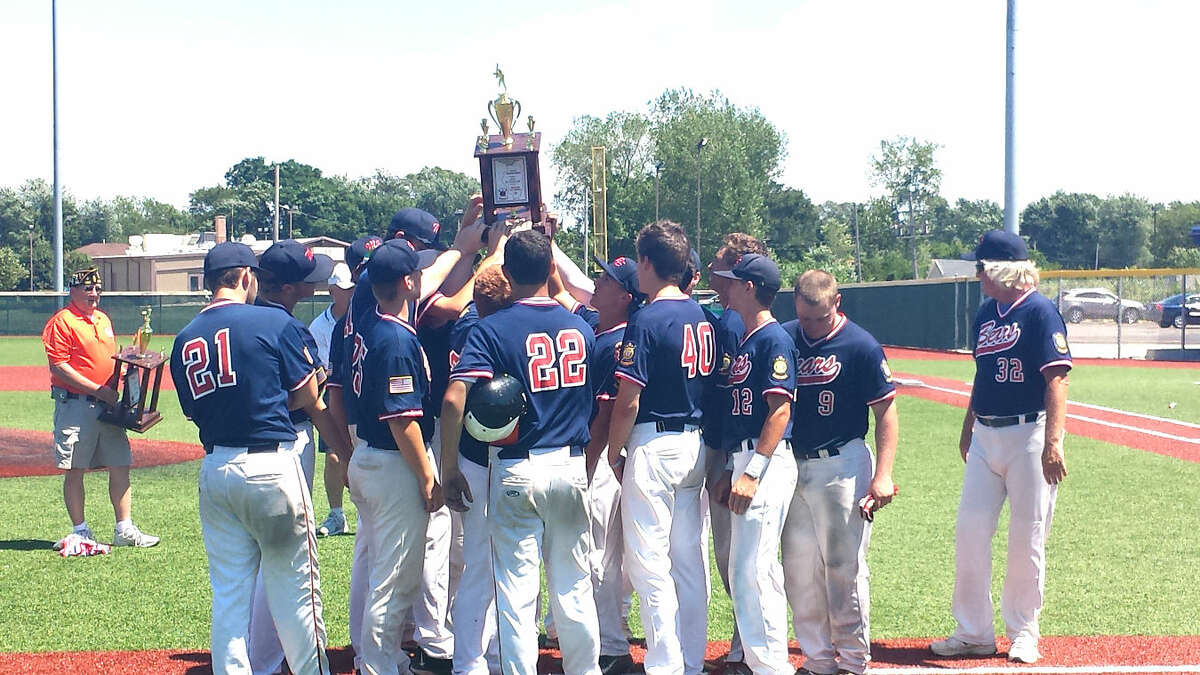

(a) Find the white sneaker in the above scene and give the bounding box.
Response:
[317,511,346,537]
[1008,636,1040,664]
[930,636,997,657]
[114,523,160,547]
[76,527,95,542]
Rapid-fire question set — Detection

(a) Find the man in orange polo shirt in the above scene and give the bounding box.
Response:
[42,268,159,547]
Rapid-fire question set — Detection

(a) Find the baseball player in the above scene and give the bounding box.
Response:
[309,261,355,537]
[607,221,714,675]
[170,242,330,675]
[931,231,1070,665]
[701,233,768,672]
[441,229,601,675]
[345,239,444,675]
[709,254,798,675]
[549,251,643,674]
[781,270,897,675]
[446,263,512,675]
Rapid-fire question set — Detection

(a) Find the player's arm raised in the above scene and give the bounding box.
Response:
[440,379,474,512]
[727,392,790,515]
[1041,365,1069,484]
[868,397,899,508]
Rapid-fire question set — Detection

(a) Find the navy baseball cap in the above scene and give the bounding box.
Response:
[594,255,643,301]
[387,208,443,250]
[204,242,259,275]
[259,240,335,284]
[964,230,1028,261]
[712,253,781,291]
[346,235,383,271]
[367,239,436,285]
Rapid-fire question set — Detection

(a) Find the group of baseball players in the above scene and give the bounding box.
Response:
[167,196,1069,675]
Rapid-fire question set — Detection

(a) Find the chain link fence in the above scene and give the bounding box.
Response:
[1039,269,1198,359]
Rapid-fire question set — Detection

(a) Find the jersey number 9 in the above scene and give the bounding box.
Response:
[181,329,237,400]
[526,329,587,393]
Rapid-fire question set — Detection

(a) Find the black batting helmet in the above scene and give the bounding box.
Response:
[464,374,527,444]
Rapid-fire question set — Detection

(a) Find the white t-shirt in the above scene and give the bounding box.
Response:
[309,305,337,371]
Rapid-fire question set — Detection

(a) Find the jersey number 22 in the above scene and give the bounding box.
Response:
[526,329,587,393]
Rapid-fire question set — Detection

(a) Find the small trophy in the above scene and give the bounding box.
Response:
[99,305,167,432]
[475,66,543,226]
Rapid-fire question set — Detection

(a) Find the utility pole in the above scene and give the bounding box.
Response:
[696,138,708,251]
[853,203,862,283]
[908,187,919,279]
[273,164,281,242]
[29,224,35,290]
[1003,0,1018,235]
[52,0,63,293]
[654,162,664,222]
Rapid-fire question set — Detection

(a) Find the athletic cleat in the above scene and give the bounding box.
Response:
[409,648,453,675]
[599,654,635,675]
[75,527,96,543]
[317,511,346,537]
[795,668,834,675]
[718,662,752,675]
[113,523,160,547]
[1008,636,1040,664]
[930,636,997,657]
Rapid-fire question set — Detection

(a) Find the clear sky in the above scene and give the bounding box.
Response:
[2,0,1197,215]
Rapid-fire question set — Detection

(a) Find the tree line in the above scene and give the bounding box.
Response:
[1,87,1197,291]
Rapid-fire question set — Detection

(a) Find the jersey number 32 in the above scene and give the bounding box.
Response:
[181,329,237,400]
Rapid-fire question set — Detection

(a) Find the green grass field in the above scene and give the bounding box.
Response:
[1,338,1198,653]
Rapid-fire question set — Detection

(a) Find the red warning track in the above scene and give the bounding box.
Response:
[0,365,176,392]
[2,636,1198,674]
[0,428,201,477]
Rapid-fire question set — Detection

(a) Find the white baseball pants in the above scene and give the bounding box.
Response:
[248,423,316,675]
[729,443,797,675]
[199,443,329,675]
[489,447,600,675]
[621,424,707,675]
[704,444,742,662]
[952,418,1058,645]
[348,446,432,675]
[782,438,874,675]
[452,457,500,675]
[409,422,455,660]
[589,452,631,657]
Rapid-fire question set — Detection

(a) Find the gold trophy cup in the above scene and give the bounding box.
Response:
[488,65,521,147]
[133,306,153,354]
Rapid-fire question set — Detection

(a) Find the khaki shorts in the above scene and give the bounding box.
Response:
[52,393,131,470]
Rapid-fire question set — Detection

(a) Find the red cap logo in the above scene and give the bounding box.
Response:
[364,238,382,252]
[432,222,441,234]
[304,248,314,261]
[613,257,629,267]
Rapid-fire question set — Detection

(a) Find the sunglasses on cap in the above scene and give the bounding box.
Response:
[80,285,102,292]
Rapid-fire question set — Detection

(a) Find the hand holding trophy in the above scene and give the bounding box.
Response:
[99,305,167,432]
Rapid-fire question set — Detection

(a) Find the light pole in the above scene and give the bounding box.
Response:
[654,161,664,222]
[28,223,35,290]
[52,0,63,293]
[696,138,708,251]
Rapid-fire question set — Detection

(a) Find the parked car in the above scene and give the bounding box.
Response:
[1057,287,1144,324]
[1154,293,1200,328]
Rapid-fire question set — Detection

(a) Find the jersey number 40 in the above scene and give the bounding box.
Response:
[681,323,716,378]
[181,329,237,400]
[526,329,587,393]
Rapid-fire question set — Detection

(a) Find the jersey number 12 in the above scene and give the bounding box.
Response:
[181,329,237,400]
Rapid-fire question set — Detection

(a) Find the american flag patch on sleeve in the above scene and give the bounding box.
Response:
[389,376,415,394]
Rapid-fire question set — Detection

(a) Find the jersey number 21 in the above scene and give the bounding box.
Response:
[181,329,237,400]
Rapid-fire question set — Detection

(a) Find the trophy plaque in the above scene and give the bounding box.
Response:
[99,306,167,432]
[475,65,543,226]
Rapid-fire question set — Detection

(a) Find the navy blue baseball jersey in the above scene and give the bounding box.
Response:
[171,300,316,448]
[571,301,600,332]
[448,303,488,468]
[722,319,797,449]
[783,315,896,454]
[351,310,431,450]
[592,321,627,408]
[451,297,594,458]
[970,288,1072,417]
[254,296,321,427]
[700,304,744,450]
[416,293,452,423]
[615,297,714,424]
